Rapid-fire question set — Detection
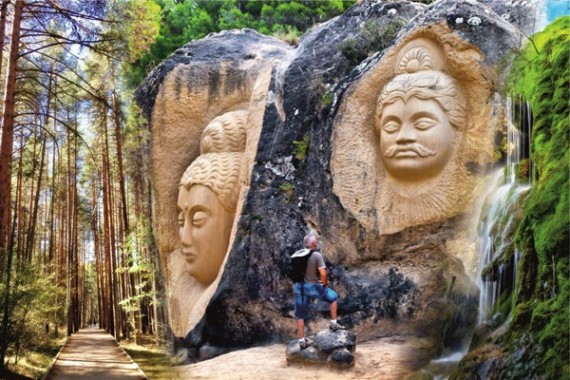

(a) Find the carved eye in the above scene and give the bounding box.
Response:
[177,212,184,228]
[192,211,208,227]
[415,117,437,131]
[382,121,400,133]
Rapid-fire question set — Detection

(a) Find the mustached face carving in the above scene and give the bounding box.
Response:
[378,97,456,181]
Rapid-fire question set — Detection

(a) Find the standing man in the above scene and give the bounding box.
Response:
[292,233,344,349]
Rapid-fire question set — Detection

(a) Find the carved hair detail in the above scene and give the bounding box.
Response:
[376,71,467,132]
[200,110,248,154]
[180,152,244,212]
[376,42,467,132]
[395,47,434,74]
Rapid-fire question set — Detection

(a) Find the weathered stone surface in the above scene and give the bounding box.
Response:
[136,29,293,338]
[329,348,355,368]
[135,29,293,274]
[135,0,539,373]
[312,329,356,354]
[286,342,328,364]
[285,329,356,367]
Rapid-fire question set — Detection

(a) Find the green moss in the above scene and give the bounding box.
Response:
[495,291,513,320]
[500,16,570,378]
[515,158,530,180]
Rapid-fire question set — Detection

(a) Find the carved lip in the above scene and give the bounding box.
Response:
[181,251,197,262]
[393,149,420,158]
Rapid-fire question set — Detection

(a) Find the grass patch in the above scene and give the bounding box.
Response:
[120,335,178,380]
[2,336,65,380]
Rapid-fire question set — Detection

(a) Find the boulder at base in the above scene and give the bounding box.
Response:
[286,329,356,368]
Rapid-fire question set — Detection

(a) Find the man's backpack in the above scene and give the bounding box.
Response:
[290,249,314,283]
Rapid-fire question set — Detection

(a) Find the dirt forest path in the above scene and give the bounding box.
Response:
[44,328,147,380]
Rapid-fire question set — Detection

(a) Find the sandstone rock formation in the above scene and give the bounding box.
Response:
[136,0,530,374]
[136,30,293,337]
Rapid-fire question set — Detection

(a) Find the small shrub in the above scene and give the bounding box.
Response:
[279,181,295,202]
[292,134,310,161]
[340,17,406,66]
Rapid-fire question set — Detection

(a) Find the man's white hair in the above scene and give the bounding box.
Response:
[303,233,318,247]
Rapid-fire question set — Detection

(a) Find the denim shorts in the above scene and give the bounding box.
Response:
[294,282,338,320]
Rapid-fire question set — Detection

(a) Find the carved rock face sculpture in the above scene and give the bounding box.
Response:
[200,110,248,154]
[375,71,465,182]
[373,47,467,232]
[177,184,235,285]
[178,152,244,286]
[331,35,485,236]
[168,114,246,337]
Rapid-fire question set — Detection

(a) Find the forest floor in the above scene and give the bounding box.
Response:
[120,334,180,380]
[0,336,64,380]
[174,336,437,380]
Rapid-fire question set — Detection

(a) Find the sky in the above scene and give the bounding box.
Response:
[546,0,570,22]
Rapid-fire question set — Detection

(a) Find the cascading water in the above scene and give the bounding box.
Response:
[423,98,533,379]
[477,98,532,324]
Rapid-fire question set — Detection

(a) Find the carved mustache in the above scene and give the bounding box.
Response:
[384,144,437,158]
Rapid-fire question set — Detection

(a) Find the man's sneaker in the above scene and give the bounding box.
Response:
[299,339,312,350]
[329,322,345,332]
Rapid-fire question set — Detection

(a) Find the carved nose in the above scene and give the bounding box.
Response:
[180,223,193,246]
[396,123,416,144]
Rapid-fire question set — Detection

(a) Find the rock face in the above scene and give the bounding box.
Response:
[286,329,356,367]
[135,0,531,372]
[136,29,294,337]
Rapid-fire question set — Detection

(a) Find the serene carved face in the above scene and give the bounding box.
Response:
[177,184,235,285]
[378,97,455,181]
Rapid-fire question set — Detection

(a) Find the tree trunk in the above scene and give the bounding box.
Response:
[0,0,9,79]
[25,73,52,262]
[101,106,115,337]
[0,0,24,262]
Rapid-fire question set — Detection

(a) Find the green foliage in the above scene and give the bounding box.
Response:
[271,24,301,45]
[117,222,160,344]
[502,16,570,378]
[292,133,310,161]
[0,265,63,369]
[279,181,295,202]
[124,0,356,87]
[307,75,334,116]
[340,17,406,66]
[118,0,162,63]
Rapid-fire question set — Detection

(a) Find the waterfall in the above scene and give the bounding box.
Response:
[423,98,533,379]
[476,98,532,324]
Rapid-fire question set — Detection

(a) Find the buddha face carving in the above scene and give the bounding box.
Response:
[375,70,466,182]
[177,184,235,285]
[178,152,243,285]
